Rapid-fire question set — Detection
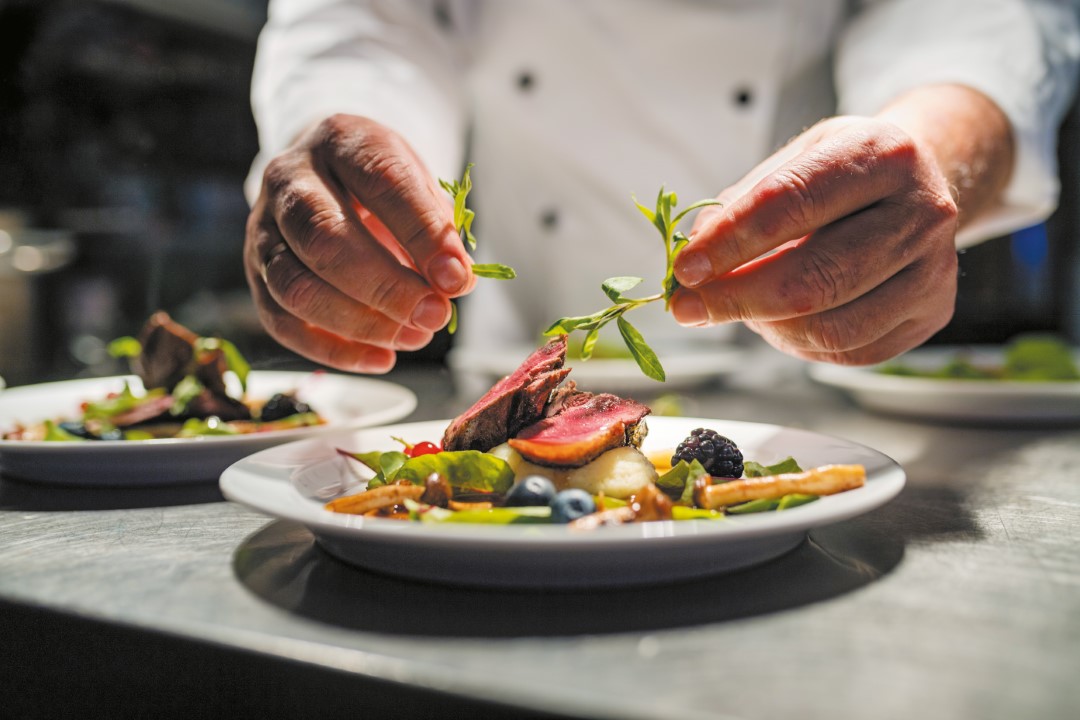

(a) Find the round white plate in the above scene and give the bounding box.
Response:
[0,371,416,485]
[448,343,746,394]
[220,416,905,588]
[808,345,1080,423]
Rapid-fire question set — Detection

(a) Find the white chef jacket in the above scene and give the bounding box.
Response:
[247,0,1080,352]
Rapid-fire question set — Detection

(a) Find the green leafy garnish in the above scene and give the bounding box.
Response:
[777,494,819,510]
[544,187,720,381]
[82,383,165,421]
[439,164,478,251]
[194,337,251,391]
[409,501,551,525]
[340,448,515,495]
[107,336,142,358]
[177,417,237,437]
[1003,334,1080,381]
[743,457,803,477]
[169,375,204,416]
[655,459,710,504]
[438,164,517,334]
[471,263,517,280]
[43,420,85,442]
[726,498,782,514]
[878,334,1079,381]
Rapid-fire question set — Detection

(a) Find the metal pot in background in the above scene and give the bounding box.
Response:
[0,215,75,387]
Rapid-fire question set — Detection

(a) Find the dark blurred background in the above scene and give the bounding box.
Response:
[0,0,1077,387]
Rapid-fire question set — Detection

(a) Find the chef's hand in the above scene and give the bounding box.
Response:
[671,85,1014,365]
[245,114,475,373]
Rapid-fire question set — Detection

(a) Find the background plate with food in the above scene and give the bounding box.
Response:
[809,337,1080,424]
[0,371,416,485]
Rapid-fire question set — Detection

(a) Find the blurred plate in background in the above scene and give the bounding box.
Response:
[808,345,1080,424]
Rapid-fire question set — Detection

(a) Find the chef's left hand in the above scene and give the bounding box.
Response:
[670,86,1014,365]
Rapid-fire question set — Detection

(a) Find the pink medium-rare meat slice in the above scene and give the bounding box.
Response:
[508,393,651,467]
[442,335,568,452]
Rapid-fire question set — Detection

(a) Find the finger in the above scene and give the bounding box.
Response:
[244,254,400,374]
[671,200,941,324]
[755,316,946,367]
[261,153,452,333]
[744,257,956,364]
[259,231,434,352]
[313,115,475,296]
[676,122,916,287]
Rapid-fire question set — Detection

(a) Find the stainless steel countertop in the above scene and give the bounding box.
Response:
[2,348,1079,719]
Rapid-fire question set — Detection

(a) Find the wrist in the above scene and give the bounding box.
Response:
[875,84,1015,226]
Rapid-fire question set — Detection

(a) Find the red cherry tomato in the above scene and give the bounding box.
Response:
[408,441,441,457]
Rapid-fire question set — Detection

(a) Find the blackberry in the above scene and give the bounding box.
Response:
[671,428,743,479]
[259,392,311,422]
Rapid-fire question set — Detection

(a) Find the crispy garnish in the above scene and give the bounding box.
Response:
[694,464,866,510]
[324,483,425,515]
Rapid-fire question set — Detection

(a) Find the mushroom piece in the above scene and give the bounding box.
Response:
[419,472,452,508]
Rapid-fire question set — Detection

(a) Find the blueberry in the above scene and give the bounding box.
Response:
[549,489,596,524]
[504,475,557,507]
[58,421,95,439]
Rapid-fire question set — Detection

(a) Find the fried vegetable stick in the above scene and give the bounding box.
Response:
[325,483,425,515]
[694,464,866,510]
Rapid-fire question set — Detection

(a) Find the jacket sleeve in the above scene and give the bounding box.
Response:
[835,0,1080,247]
[246,0,469,204]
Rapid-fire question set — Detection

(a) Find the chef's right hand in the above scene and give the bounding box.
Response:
[244,114,475,373]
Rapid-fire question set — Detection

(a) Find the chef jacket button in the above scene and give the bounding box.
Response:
[733,87,753,107]
[517,71,536,92]
[540,208,558,230]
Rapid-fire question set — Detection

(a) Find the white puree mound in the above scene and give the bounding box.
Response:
[488,443,658,499]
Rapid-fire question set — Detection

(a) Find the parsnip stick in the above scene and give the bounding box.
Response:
[694,464,866,510]
[325,483,424,515]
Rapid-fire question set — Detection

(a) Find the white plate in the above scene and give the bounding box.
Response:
[0,371,416,485]
[808,346,1080,423]
[448,343,746,394]
[220,417,905,588]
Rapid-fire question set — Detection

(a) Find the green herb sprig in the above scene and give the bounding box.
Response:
[544,187,720,381]
[439,164,516,333]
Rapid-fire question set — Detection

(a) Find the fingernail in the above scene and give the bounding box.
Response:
[410,295,448,331]
[395,325,431,350]
[429,253,467,294]
[675,251,712,288]
[671,292,709,327]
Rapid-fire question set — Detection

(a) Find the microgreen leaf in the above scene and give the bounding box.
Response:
[602,276,644,303]
[580,327,600,360]
[633,197,656,224]
[617,316,666,382]
[471,263,517,280]
[542,185,719,381]
[438,164,517,335]
[672,199,721,227]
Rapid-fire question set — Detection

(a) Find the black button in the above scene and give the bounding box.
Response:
[433,1,452,29]
[540,208,558,230]
[517,71,536,92]
[733,87,753,107]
